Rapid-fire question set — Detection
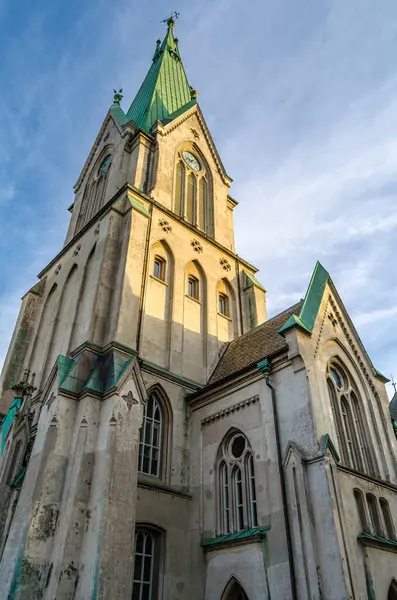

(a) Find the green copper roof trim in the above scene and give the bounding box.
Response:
[1,397,22,456]
[373,368,389,383]
[243,271,266,292]
[127,191,150,216]
[126,21,194,132]
[202,526,270,547]
[320,433,340,463]
[279,261,329,336]
[10,466,27,488]
[110,103,128,126]
[160,98,197,125]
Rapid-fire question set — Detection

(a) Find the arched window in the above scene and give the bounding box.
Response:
[76,152,112,232]
[326,361,374,475]
[153,256,166,282]
[219,293,229,317]
[380,498,395,540]
[187,275,199,300]
[354,488,369,533]
[132,527,161,600]
[173,149,212,234]
[138,394,163,477]
[218,431,258,534]
[366,493,383,537]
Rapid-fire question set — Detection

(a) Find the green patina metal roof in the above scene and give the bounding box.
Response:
[279,261,329,336]
[126,18,196,132]
[202,526,270,547]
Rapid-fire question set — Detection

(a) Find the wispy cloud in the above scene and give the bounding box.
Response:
[0,0,396,399]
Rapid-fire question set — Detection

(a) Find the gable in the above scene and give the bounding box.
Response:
[154,103,232,186]
[74,108,127,193]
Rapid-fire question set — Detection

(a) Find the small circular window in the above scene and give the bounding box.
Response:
[330,365,346,389]
[230,435,246,459]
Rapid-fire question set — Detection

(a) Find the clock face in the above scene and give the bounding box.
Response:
[182,151,201,171]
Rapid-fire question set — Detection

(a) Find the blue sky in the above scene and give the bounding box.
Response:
[0,0,396,397]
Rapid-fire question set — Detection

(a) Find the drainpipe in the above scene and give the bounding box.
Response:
[257,358,297,600]
[236,258,244,336]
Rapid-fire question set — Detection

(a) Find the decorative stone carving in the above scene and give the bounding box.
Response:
[190,127,199,139]
[94,223,100,236]
[159,219,172,233]
[191,239,203,253]
[55,264,62,275]
[122,390,138,411]
[201,396,259,426]
[73,244,82,257]
[220,257,231,271]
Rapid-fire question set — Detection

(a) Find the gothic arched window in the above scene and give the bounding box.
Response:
[138,394,163,477]
[380,498,395,540]
[326,361,374,475]
[77,152,112,232]
[173,148,212,234]
[132,527,162,600]
[218,432,258,534]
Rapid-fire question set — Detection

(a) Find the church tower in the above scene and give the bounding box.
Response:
[0,17,266,600]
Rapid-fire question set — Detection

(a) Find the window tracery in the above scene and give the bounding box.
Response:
[132,527,161,600]
[327,360,375,475]
[217,431,258,534]
[76,152,112,232]
[173,148,211,233]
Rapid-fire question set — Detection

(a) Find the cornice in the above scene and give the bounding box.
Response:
[201,395,259,427]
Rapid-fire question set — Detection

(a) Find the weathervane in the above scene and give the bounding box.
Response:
[161,11,180,25]
[113,89,123,105]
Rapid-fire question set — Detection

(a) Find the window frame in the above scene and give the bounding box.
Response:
[173,149,210,234]
[132,526,163,600]
[366,493,383,537]
[138,394,163,478]
[326,360,375,476]
[218,292,229,317]
[187,275,199,301]
[153,256,166,282]
[380,498,395,540]
[217,431,258,535]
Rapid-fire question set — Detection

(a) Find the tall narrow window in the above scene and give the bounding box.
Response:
[217,432,257,534]
[132,528,160,600]
[367,494,383,537]
[220,461,230,534]
[174,161,184,217]
[153,256,166,282]
[138,394,162,477]
[354,489,369,533]
[173,149,212,235]
[247,454,258,527]
[77,153,112,232]
[198,178,206,231]
[233,467,244,531]
[187,276,199,300]
[219,293,229,317]
[327,360,375,476]
[186,172,195,224]
[380,498,395,540]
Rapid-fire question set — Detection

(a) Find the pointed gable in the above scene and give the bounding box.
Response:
[126,17,195,132]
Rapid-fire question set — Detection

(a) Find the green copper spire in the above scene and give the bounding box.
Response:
[126,16,197,132]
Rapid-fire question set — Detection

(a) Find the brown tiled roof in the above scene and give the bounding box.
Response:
[208,301,304,385]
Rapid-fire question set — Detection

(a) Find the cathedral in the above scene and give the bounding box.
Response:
[1,16,397,600]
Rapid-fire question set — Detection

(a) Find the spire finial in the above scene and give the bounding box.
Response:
[161,11,180,28]
[392,375,397,394]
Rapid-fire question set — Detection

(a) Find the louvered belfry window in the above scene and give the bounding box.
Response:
[173,149,209,233]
